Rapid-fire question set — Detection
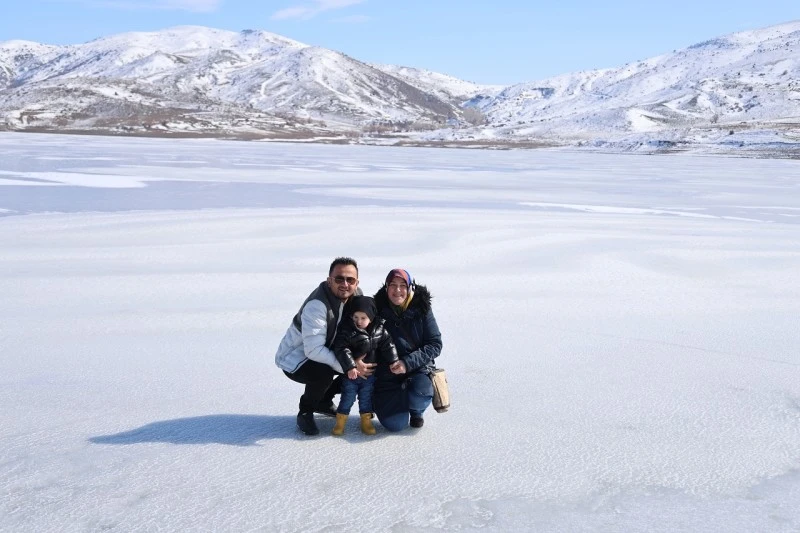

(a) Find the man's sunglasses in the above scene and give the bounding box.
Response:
[332,275,358,285]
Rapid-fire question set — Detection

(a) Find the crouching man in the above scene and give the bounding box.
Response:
[275,257,374,435]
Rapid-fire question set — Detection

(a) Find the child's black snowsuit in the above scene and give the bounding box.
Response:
[333,317,399,372]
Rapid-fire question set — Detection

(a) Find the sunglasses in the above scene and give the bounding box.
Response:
[332,275,358,285]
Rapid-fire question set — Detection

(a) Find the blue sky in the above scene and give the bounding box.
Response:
[2,0,799,85]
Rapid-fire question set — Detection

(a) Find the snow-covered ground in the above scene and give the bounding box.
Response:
[1,132,799,532]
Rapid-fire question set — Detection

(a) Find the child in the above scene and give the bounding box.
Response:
[332,296,399,435]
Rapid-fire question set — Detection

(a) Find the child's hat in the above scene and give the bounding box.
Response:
[348,296,377,321]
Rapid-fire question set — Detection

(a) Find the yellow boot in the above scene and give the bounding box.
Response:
[360,413,376,435]
[331,413,348,436]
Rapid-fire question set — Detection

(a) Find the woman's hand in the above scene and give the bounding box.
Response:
[389,360,407,374]
[355,357,376,378]
[347,368,359,380]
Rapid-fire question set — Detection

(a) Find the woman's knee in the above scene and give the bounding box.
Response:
[377,412,409,432]
[408,373,433,397]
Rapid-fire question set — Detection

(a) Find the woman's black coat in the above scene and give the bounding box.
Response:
[372,284,443,381]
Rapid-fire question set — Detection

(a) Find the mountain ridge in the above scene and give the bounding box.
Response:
[2,22,800,154]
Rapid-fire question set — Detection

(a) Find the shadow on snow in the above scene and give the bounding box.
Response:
[88,414,299,446]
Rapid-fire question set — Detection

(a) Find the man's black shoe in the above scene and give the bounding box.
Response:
[410,416,424,428]
[313,402,337,418]
[296,411,319,435]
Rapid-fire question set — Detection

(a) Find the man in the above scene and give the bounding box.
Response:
[275,257,370,435]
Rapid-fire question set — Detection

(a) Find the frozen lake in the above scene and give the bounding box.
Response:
[1,132,799,531]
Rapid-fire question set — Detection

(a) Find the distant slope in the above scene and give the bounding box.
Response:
[2,22,800,154]
[0,26,468,135]
[369,63,504,103]
[468,21,800,141]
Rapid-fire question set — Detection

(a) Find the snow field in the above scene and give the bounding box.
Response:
[1,133,799,531]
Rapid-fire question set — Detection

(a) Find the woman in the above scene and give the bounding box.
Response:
[372,268,443,431]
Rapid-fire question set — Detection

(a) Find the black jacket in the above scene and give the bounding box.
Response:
[373,284,442,379]
[333,317,399,373]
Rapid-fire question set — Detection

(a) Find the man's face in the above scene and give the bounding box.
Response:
[328,264,359,301]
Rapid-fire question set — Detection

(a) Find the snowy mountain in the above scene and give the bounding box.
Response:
[0,26,497,137]
[444,20,800,149]
[2,22,800,152]
[369,63,504,103]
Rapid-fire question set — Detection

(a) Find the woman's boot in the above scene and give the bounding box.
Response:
[332,413,348,436]
[360,413,376,435]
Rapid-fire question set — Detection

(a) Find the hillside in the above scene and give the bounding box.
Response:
[2,22,800,154]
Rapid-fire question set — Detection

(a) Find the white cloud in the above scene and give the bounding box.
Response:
[271,0,366,21]
[314,0,364,8]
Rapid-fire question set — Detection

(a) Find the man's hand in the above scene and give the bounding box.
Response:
[355,356,376,378]
[389,360,407,375]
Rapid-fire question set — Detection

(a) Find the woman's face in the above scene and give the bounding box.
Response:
[387,279,408,306]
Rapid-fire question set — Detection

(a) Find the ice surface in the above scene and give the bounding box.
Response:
[1,133,799,531]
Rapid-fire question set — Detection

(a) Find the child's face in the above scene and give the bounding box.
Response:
[352,311,371,330]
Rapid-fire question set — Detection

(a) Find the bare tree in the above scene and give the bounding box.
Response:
[462,107,486,126]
